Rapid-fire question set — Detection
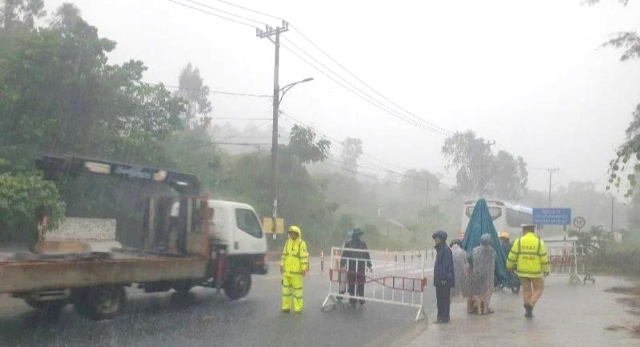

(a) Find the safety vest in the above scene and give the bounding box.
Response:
[506,233,550,278]
[281,238,309,275]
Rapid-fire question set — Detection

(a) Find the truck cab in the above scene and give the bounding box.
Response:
[208,200,268,275]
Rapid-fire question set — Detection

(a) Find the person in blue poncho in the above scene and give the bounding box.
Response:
[432,230,454,323]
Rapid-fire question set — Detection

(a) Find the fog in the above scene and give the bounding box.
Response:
[45,0,640,191]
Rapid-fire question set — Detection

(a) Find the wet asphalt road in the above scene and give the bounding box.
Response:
[0,259,435,347]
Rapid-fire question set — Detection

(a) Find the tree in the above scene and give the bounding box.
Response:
[0,3,185,169]
[442,131,495,196]
[176,63,212,129]
[0,172,65,243]
[340,137,363,176]
[0,0,45,30]
[286,125,331,164]
[442,130,528,199]
[585,1,640,194]
[488,151,528,200]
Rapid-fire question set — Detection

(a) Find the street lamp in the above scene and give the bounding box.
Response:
[279,78,314,105]
[270,77,314,238]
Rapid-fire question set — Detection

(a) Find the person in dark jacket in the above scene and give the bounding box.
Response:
[340,228,372,307]
[433,230,454,323]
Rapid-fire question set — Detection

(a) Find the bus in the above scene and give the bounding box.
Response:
[461,200,533,240]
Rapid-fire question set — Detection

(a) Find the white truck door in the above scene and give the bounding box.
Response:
[232,207,265,254]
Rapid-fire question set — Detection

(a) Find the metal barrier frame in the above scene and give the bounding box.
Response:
[321,247,428,321]
[545,240,595,285]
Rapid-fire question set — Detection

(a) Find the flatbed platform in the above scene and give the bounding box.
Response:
[0,250,208,294]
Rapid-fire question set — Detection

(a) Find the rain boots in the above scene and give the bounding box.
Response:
[524,304,533,318]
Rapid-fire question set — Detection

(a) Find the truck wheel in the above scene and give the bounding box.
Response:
[25,298,65,315]
[224,267,251,300]
[75,286,125,321]
[173,281,194,294]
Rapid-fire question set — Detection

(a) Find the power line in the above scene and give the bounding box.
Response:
[289,24,452,136]
[182,0,268,26]
[279,110,417,175]
[279,111,455,188]
[215,120,271,142]
[167,0,258,29]
[211,0,283,21]
[214,142,270,146]
[280,40,450,136]
[279,110,435,178]
[159,84,271,98]
[212,117,271,121]
[169,0,450,136]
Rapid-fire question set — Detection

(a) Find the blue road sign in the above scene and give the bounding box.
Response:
[532,208,572,225]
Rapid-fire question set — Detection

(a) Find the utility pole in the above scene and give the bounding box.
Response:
[425,180,430,209]
[611,196,615,232]
[257,21,289,238]
[547,168,559,207]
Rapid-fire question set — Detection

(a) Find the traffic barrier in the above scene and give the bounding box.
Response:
[545,240,595,285]
[320,251,325,272]
[320,247,428,321]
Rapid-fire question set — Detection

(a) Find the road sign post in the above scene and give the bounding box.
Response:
[573,216,586,232]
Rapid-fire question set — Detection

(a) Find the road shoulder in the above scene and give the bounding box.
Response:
[404,276,638,347]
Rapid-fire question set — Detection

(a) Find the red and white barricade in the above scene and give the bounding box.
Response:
[320,247,428,321]
[545,240,594,284]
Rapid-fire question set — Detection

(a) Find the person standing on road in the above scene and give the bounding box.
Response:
[340,228,373,308]
[449,239,470,301]
[432,230,454,324]
[280,225,309,314]
[507,224,550,318]
[470,234,496,315]
[499,232,512,257]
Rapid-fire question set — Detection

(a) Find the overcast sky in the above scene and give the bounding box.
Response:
[47,0,640,193]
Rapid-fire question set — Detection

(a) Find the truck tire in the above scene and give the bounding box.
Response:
[173,281,194,294]
[224,267,251,300]
[25,298,65,315]
[74,286,126,321]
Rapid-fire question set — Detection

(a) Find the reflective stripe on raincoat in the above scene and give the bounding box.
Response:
[506,233,550,278]
[281,228,309,275]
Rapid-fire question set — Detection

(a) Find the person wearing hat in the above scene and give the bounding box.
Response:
[507,224,550,318]
[499,232,512,258]
[432,230,454,323]
[340,228,372,307]
[280,225,309,313]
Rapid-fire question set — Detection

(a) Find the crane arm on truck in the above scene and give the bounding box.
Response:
[35,155,201,195]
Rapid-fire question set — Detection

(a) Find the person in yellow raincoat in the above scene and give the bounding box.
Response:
[507,224,550,318]
[281,225,309,313]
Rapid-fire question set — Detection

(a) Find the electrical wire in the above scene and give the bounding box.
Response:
[157,84,271,98]
[279,111,455,188]
[215,120,271,142]
[167,0,258,29]
[211,0,284,21]
[280,43,450,136]
[289,24,452,136]
[183,0,268,26]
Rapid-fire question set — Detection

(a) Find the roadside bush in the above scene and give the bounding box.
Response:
[590,232,640,277]
[0,172,66,245]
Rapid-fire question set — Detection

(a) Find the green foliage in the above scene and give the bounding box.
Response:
[286,125,331,164]
[176,63,212,129]
[0,172,65,243]
[442,130,528,199]
[569,225,615,253]
[0,0,45,30]
[340,137,363,175]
